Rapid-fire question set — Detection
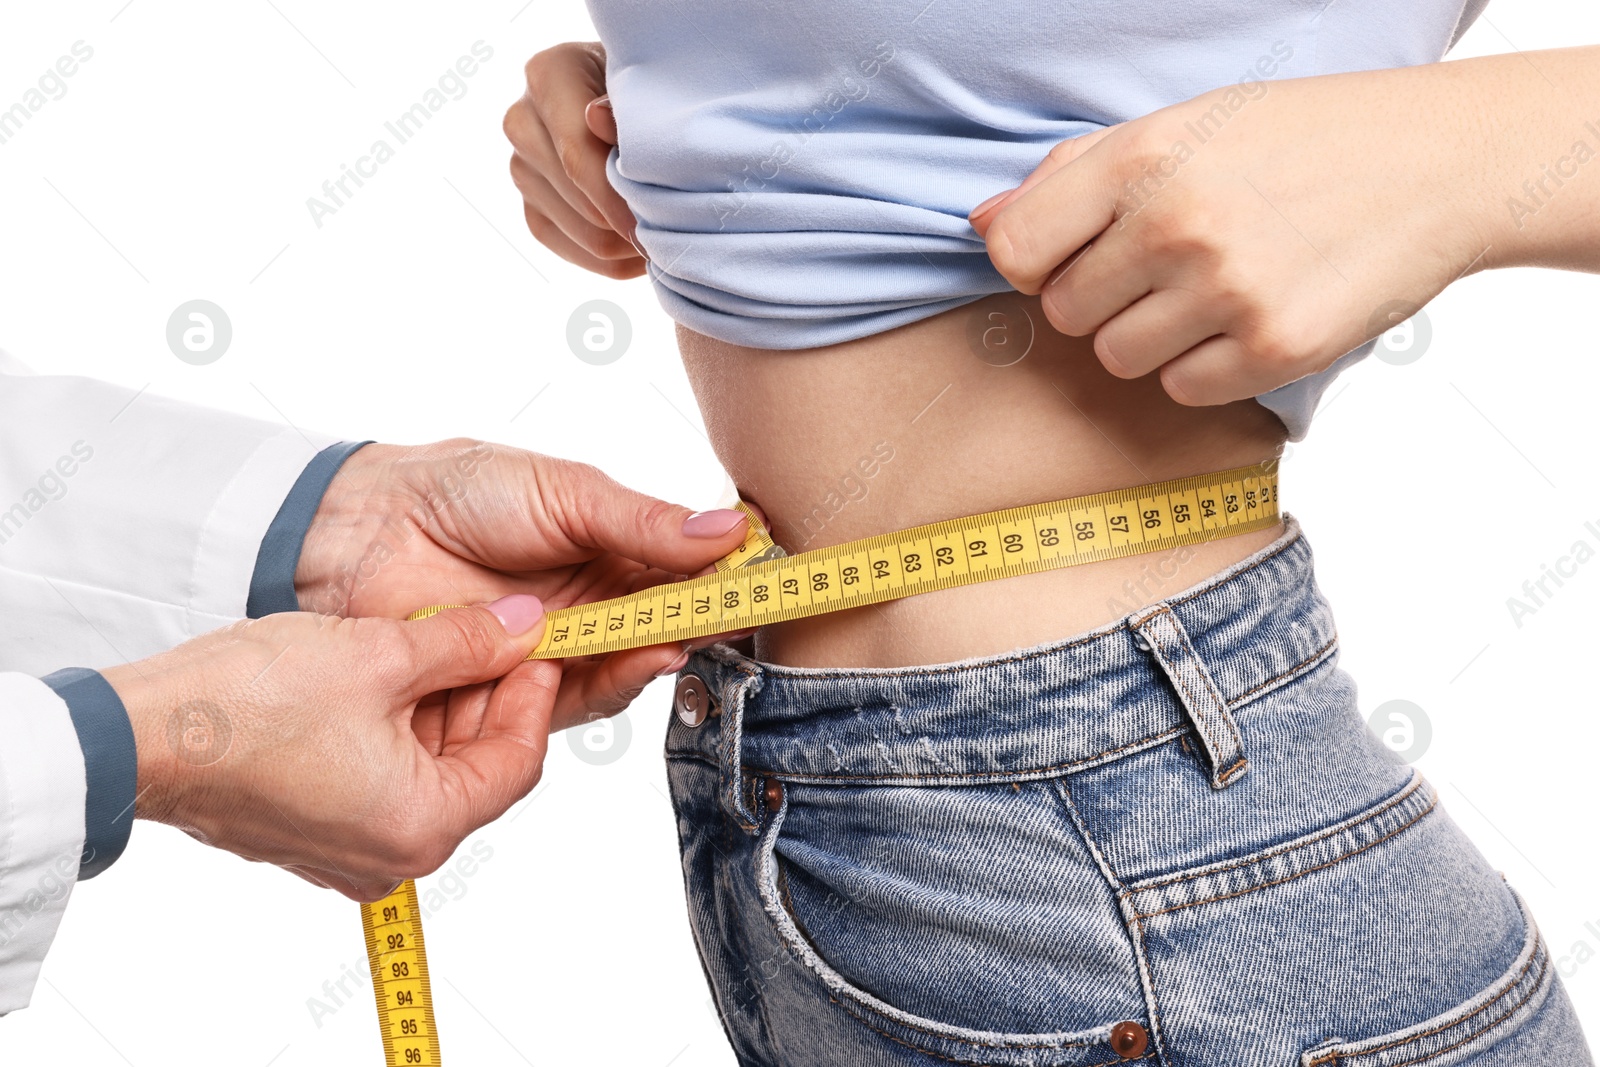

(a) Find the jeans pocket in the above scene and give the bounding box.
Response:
[1299,888,1562,1067]
[753,778,1150,1066]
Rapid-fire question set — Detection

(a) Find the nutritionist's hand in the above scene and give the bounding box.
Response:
[294,439,750,731]
[103,600,549,901]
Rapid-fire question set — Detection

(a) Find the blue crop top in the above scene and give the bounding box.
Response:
[588,0,1490,440]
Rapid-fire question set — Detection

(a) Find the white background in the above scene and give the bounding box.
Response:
[2,1,1598,1064]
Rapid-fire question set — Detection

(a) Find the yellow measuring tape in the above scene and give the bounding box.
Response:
[358,461,1279,1063]
[360,881,440,1065]
[525,461,1278,657]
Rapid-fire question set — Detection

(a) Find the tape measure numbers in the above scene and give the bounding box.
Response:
[526,463,1278,658]
[361,880,440,1066]
[359,463,1279,1063]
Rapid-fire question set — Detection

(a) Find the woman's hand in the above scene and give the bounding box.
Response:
[968,55,1600,407]
[294,439,751,732]
[503,41,642,278]
[102,599,552,901]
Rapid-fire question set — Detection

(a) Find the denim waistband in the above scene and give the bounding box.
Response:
[667,514,1338,824]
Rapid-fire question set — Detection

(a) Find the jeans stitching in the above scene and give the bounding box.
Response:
[1215,758,1249,784]
[1052,778,1172,1067]
[1129,790,1439,920]
[1126,910,1170,1067]
[754,800,1123,1055]
[699,530,1308,685]
[740,725,1188,783]
[708,640,1335,784]
[1306,950,1549,1067]
[831,998,1130,1065]
[1228,635,1338,707]
[1130,774,1427,892]
[720,670,760,832]
[1145,613,1226,774]
[1167,607,1247,769]
[1138,606,1246,787]
[738,801,794,1065]
[1364,953,1547,1067]
[1308,902,1548,1066]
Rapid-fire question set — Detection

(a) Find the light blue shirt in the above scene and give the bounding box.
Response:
[590,0,1489,439]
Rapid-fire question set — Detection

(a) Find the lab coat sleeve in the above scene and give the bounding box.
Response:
[0,674,91,1015]
[0,359,345,674]
[0,356,373,1011]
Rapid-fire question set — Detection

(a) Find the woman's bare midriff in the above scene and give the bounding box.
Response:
[677,292,1288,668]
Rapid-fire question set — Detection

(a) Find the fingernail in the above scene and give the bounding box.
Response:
[654,649,691,678]
[683,509,747,538]
[486,594,545,635]
[585,95,613,126]
[970,189,1011,218]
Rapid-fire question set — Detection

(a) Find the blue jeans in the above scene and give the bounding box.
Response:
[663,516,1593,1066]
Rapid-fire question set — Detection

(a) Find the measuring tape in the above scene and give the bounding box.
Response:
[359,462,1279,1063]
[361,880,440,1065]
[354,502,776,1064]
[515,462,1276,658]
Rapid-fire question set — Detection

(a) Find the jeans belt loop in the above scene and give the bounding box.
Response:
[716,666,765,833]
[1128,603,1249,789]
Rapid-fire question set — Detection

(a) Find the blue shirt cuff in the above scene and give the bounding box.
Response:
[246,440,371,617]
[41,668,137,880]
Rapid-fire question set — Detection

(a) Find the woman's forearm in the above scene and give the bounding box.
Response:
[1449,45,1600,273]
[971,43,1600,408]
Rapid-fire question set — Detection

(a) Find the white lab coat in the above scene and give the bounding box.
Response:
[0,350,335,1012]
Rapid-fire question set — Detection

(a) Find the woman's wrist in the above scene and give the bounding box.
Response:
[1438,47,1600,274]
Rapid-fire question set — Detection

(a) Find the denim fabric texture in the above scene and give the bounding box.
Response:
[664,515,1593,1066]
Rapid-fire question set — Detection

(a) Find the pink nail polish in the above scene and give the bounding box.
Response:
[655,649,691,677]
[486,594,545,635]
[683,509,747,538]
[971,189,1011,218]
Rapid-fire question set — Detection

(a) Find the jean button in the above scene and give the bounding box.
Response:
[1109,1020,1149,1059]
[674,673,717,728]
